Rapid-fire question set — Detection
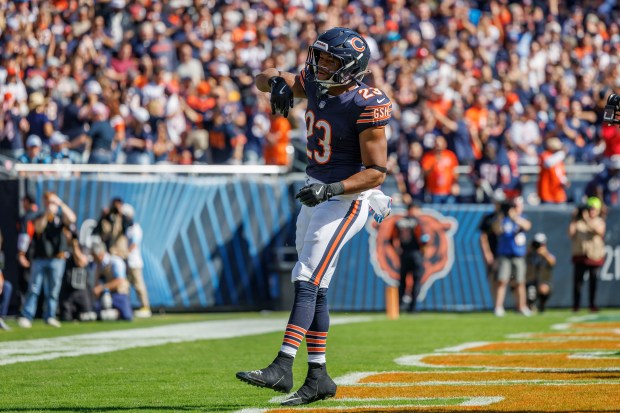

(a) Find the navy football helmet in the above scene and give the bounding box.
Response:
[305,27,371,96]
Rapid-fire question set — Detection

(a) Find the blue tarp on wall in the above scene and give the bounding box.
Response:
[28,176,620,312]
[32,175,295,310]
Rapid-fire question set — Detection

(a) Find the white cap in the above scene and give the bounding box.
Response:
[92,102,109,118]
[533,233,547,244]
[110,0,126,8]
[26,135,42,147]
[121,203,135,219]
[132,107,150,123]
[610,154,620,169]
[154,22,167,34]
[492,189,506,203]
[85,80,102,95]
[50,131,68,146]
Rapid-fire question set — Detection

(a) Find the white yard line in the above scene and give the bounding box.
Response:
[266,395,505,408]
[0,316,371,366]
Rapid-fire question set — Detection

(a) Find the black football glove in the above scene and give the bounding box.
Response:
[268,76,294,118]
[295,182,345,207]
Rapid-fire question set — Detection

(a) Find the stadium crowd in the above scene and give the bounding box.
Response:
[0,0,620,204]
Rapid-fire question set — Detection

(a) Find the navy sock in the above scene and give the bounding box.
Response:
[280,281,319,357]
[307,287,329,364]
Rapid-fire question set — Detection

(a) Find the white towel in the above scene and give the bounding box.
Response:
[367,189,392,223]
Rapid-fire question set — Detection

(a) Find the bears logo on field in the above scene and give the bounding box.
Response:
[367,209,458,302]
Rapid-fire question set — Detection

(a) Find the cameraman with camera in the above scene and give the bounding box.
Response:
[568,197,606,312]
[525,233,556,313]
[493,196,532,317]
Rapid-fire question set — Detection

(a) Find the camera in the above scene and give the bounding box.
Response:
[500,199,515,215]
[573,203,591,221]
[603,93,620,125]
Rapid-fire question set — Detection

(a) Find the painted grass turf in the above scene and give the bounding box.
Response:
[0,310,616,412]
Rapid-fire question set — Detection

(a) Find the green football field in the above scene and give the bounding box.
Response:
[0,310,619,412]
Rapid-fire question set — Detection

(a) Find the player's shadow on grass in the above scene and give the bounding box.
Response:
[0,407,240,412]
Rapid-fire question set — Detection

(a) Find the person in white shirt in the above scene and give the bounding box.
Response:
[122,204,151,318]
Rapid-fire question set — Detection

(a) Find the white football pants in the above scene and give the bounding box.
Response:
[292,192,369,289]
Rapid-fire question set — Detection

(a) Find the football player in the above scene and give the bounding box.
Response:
[236,27,392,406]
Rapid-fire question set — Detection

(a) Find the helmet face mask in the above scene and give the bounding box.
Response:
[304,27,370,97]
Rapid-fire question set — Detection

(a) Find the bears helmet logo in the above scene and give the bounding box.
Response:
[367,208,458,302]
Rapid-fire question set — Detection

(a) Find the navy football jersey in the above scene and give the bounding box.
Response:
[299,69,392,184]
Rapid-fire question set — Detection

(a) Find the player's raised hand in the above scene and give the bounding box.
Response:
[295,183,344,207]
[268,76,294,118]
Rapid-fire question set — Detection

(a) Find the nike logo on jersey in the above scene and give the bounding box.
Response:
[377,98,385,103]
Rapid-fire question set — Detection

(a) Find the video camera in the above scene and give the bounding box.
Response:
[573,203,591,221]
[500,199,515,215]
[603,93,620,125]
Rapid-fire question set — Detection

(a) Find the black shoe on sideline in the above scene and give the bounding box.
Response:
[236,352,294,393]
[281,362,337,406]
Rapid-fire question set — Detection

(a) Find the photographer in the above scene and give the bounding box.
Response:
[59,227,95,322]
[92,197,131,260]
[493,197,532,317]
[18,192,76,328]
[569,197,606,312]
[525,233,556,313]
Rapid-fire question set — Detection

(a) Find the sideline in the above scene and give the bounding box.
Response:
[0,316,371,366]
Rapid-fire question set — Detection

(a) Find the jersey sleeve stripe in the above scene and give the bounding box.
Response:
[357,116,391,124]
[363,103,392,109]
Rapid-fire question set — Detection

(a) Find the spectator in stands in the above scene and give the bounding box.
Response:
[177,43,204,87]
[60,93,89,163]
[569,197,606,312]
[25,92,53,147]
[421,136,459,204]
[17,135,51,165]
[49,132,73,165]
[0,230,12,331]
[396,141,425,205]
[207,107,246,165]
[91,242,133,321]
[493,196,532,317]
[538,137,568,204]
[18,192,76,328]
[472,142,503,203]
[125,107,154,165]
[93,197,131,260]
[525,232,556,313]
[0,93,27,160]
[87,102,116,164]
[59,226,94,322]
[121,204,151,319]
[507,106,541,166]
[433,104,478,166]
[264,113,291,167]
[585,155,620,207]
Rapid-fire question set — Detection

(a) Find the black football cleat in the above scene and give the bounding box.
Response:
[236,352,294,393]
[281,362,337,406]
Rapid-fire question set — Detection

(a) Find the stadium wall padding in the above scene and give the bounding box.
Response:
[24,176,620,312]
